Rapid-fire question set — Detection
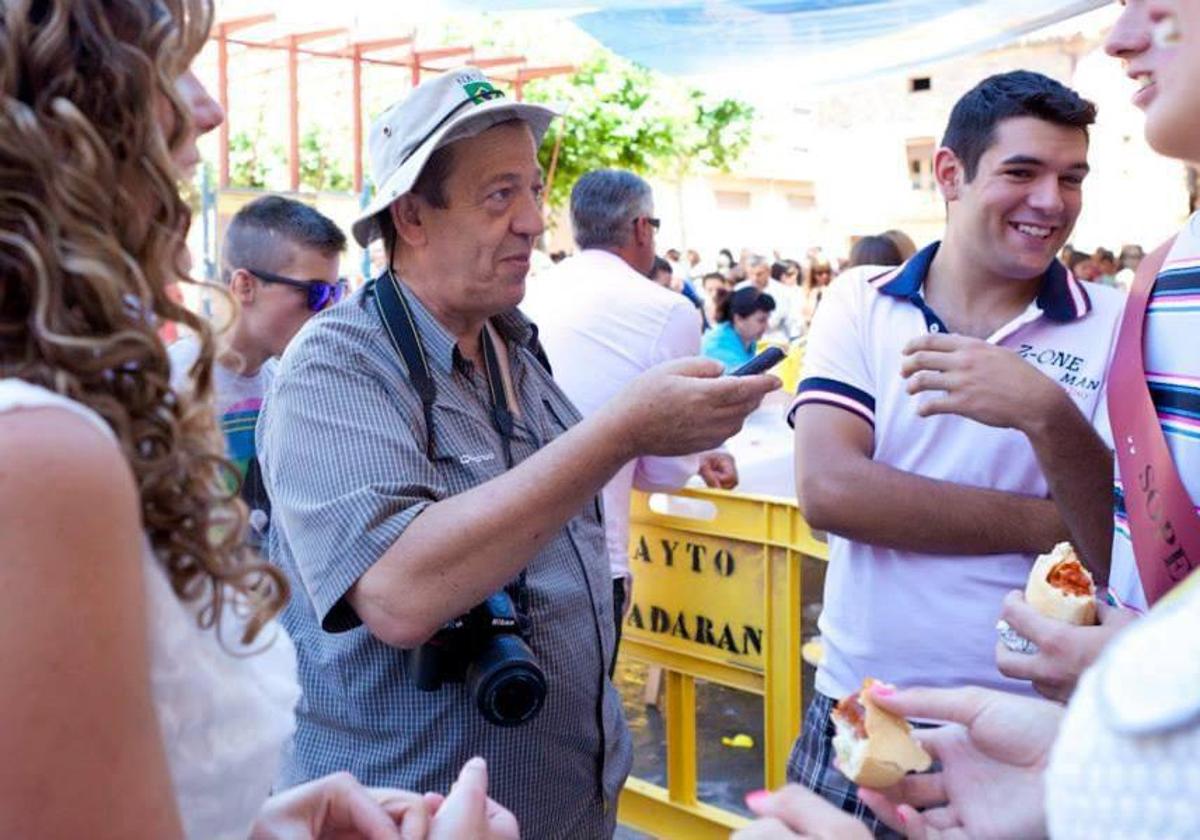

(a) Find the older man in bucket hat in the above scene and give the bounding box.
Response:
[258,68,778,837]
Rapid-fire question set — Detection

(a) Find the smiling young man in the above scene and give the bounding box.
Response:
[786,71,1126,834]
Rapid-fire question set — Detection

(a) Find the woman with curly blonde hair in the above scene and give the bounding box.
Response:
[0,1,516,838]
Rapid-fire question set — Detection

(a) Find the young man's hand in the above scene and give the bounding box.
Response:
[995,590,1137,703]
[900,334,1067,434]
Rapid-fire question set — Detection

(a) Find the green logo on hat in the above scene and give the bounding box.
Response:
[463,80,502,105]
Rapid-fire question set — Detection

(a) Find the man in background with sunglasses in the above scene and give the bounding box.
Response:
[169,194,346,543]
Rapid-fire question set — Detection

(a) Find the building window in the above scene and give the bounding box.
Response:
[910,76,932,93]
[787,193,815,211]
[715,190,751,210]
[906,138,935,191]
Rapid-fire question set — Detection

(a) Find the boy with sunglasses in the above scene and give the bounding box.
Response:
[170,194,346,540]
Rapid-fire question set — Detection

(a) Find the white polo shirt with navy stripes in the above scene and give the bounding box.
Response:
[1103,212,1200,610]
[788,242,1125,698]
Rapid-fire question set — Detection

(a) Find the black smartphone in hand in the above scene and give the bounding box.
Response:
[729,346,786,376]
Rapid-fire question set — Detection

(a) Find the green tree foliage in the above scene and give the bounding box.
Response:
[299,125,352,193]
[228,127,284,190]
[228,123,352,193]
[525,54,754,208]
[685,90,756,172]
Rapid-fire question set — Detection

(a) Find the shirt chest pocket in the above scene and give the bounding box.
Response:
[426,402,507,490]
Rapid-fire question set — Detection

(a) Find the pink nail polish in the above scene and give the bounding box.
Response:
[745,789,770,809]
[898,808,909,826]
[871,683,896,697]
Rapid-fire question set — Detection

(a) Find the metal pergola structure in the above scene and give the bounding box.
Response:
[210,13,574,193]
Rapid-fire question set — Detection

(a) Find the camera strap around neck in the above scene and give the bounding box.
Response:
[1107,235,1200,605]
[373,270,517,468]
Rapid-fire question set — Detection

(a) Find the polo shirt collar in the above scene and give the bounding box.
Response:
[873,241,1092,322]
[392,276,536,375]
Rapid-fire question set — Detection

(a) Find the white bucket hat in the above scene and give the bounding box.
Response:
[351,66,559,248]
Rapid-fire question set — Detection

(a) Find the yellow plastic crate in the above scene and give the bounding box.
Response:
[756,338,805,394]
[618,487,828,838]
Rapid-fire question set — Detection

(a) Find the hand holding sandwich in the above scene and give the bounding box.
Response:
[995,590,1136,703]
[857,685,1062,840]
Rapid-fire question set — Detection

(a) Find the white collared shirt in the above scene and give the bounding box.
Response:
[522,249,704,577]
[789,243,1125,697]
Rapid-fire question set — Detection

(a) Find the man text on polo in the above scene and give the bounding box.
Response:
[257,67,778,838]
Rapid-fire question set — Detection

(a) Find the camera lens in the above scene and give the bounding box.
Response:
[467,634,547,727]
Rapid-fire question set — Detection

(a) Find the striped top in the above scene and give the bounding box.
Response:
[1107,212,1200,609]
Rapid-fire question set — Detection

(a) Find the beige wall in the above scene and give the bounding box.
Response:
[650,173,818,262]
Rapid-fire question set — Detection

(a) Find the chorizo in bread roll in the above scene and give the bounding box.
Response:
[831,678,932,788]
[1025,542,1097,626]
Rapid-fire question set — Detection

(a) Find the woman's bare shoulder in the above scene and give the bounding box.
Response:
[0,405,141,564]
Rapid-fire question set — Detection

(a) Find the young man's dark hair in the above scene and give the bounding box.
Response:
[651,255,672,277]
[770,260,788,281]
[223,195,346,281]
[941,70,1098,182]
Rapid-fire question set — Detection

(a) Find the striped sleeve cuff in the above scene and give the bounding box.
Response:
[786,377,876,429]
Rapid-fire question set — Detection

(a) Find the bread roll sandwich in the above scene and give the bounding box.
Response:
[831,678,932,788]
[1024,542,1097,626]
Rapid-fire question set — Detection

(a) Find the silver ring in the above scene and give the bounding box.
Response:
[996,619,1039,655]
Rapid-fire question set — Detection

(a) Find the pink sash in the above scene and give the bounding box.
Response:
[1107,236,1200,605]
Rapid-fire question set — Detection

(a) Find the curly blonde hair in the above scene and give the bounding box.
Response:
[0,0,287,642]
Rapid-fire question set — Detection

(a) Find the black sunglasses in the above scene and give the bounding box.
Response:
[249,269,346,312]
[633,216,660,230]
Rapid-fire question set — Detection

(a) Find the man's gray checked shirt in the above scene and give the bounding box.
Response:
[257,280,633,839]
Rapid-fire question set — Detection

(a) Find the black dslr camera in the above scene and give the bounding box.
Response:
[404,589,547,727]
